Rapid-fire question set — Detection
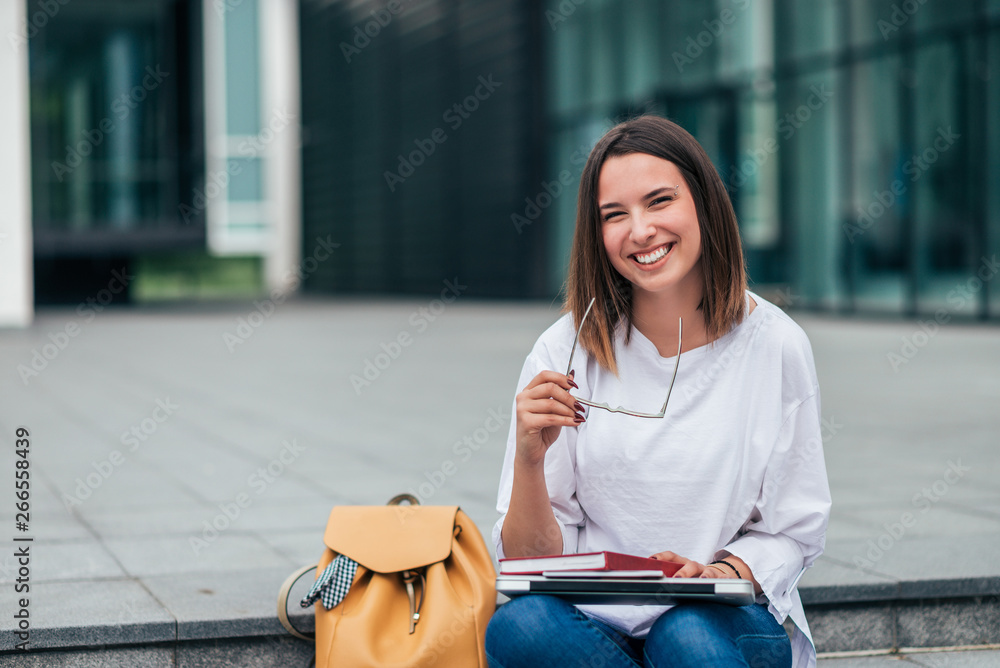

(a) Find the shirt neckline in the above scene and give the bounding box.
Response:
[626,291,763,364]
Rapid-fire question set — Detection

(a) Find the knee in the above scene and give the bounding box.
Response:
[485,596,569,661]
[645,604,723,658]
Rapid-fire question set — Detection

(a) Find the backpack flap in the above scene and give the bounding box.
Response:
[323,505,459,573]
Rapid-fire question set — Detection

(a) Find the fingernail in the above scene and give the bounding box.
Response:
[568,379,579,389]
[569,369,575,376]
[573,415,585,423]
[574,402,585,413]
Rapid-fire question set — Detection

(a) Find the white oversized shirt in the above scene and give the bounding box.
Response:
[494,292,832,668]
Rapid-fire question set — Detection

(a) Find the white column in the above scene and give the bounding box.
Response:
[259,0,302,295]
[0,0,34,327]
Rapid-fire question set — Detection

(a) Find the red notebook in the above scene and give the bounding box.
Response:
[499,551,683,576]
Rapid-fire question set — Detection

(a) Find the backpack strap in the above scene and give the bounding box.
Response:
[278,564,318,641]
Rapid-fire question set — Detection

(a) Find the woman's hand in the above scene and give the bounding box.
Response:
[514,370,585,468]
[502,370,583,557]
[651,551,761,593]
[650,551,720,578]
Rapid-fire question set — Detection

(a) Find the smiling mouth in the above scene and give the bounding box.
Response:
[632,243,675,265]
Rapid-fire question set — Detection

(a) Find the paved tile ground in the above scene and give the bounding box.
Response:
[0,297,998,656]
[818,647,1000,666]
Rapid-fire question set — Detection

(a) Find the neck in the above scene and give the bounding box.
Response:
[630,281,710,357]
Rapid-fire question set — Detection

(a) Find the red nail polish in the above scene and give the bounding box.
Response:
[573,415,585,423]
[574,402,584,413]
[568,379,579,389]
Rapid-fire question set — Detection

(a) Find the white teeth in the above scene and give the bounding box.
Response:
[635,244,671,265]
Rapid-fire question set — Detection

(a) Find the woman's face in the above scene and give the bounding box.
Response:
[598,152,703,302]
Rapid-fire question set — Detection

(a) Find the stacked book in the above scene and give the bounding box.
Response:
[496,551,754,606]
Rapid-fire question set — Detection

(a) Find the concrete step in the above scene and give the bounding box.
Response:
[0,637,315,667]
[3,576,999,665]
[818,646,1000,667]
[803,577,1000,653]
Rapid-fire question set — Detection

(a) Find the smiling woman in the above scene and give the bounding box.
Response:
[567,117,748,373]
[487,115,831,668]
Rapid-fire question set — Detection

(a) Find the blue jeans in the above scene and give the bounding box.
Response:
[485,595,792,668]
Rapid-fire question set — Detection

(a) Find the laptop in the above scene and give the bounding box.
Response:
[495,574,755,607]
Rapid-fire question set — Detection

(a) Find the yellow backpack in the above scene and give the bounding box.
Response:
[278,494,496,667]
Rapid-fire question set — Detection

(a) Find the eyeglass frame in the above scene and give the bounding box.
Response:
[565,298,682,418]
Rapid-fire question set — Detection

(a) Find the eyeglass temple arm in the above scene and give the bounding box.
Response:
[564,297,596,377]
[657,317,682,414]
[565,297,682,417]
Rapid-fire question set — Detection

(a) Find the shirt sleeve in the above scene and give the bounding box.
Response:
[493,351,585,561]
[716,388,832,621]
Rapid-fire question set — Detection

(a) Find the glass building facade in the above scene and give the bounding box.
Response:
[20,0,1000,320]
[28,1,203,251]
[24,0,299,304]
[27,0,203,301]
[543,0,1000,318]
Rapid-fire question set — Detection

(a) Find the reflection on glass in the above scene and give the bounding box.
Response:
[850,55,907,313]
[913,42,972,314]
[29,1,177,233]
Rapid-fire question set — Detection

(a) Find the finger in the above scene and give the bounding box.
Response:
[673,561,704,578]
[520,396,581,419]
[518,400,584,431]
[650,551,685,563]
[534,413,585,429]
[700,566,726,579]
[523,370,576,393]
[520,382,583,414]
[519,409,583,433]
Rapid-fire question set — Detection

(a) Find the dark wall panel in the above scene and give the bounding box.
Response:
[299,0,547,298]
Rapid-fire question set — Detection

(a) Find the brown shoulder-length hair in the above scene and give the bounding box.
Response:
[565,115,747,374]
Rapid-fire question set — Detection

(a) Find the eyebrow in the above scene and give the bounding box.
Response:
[599,187,676,210]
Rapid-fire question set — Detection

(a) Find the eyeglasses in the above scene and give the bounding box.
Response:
[565,298,682,418]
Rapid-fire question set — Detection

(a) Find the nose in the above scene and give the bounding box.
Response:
[628,211,656,244]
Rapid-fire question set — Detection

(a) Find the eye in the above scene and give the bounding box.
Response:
[602,210,624,223]
[649,196,675,207]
